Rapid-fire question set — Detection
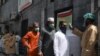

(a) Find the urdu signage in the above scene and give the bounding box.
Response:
[18,0,32,12]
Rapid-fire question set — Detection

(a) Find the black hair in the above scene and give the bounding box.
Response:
[59,21,66,27]
[86,18,95,23]
[59,21,63,27]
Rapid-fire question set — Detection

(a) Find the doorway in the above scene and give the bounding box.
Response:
[19,19,28,55]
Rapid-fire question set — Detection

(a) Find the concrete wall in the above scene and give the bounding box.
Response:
[0,0,19,33]
[73,0,91,31]
[98,0,100,55]
[1,0,18,21]
[0,0,92,33]
[0,0,98,54]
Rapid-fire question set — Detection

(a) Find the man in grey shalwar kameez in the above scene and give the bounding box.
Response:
[39,17,55,56]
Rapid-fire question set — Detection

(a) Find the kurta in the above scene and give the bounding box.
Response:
[54,31,69,56]
[3,34,16,54]
[22,31,40,56]
[73,25,98,56]
[40,29,55,56]
[66,29,81,56]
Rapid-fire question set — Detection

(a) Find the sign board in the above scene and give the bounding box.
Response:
[18,0,32,12]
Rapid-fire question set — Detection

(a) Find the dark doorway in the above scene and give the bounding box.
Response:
[5,24,9,33]
[21,19,28,37]
[19,19,28,55]
[54,6,73,31]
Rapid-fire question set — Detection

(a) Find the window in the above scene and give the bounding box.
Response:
[0,0,8,6]
[50,0,54,2]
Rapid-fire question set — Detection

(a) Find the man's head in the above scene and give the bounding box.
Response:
[59,21,67,34]
[47,17,54,29]
[32,22,39,32]
[83,13,95,27]
[9,31,14,36]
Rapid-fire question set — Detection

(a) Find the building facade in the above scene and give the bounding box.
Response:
[0,0,99,55]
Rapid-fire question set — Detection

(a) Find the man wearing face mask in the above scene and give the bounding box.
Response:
[22,22,40,56]
[54,21,69,56]
[39,17,55,56]
[72,13,98,56]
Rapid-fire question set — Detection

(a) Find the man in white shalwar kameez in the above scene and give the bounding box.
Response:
[54,21,69,56]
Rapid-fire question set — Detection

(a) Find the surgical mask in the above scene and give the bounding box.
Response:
[35,28,39,32]
[60,27,66,34]
[49,24,54,29]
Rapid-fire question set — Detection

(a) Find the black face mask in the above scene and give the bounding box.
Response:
[60,27,66,34]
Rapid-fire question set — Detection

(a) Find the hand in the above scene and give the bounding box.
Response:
[38,51,43,56]
[69,23,73,30]
[27,45,31,49]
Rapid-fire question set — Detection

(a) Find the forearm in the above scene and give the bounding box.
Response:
[38,40,42,52]
[73,28,83,37]
[22,38,30,48]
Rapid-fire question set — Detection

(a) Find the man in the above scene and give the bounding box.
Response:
[39,17,55,56]
[15,32,21,56]
[22,22,40,56]
[54,21,69,56]
[3,31,16,56]
[66,26,81,56]
[73,13,98,56]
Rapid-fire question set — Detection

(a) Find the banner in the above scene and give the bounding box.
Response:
[18,0,32,12]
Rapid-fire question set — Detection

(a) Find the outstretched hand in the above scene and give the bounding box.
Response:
[69,23,73,30]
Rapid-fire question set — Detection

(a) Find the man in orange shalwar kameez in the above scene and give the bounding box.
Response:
[22,22,40,56]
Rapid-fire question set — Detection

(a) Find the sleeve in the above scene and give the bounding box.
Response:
[3,34,10,47]
[72,28,83,37]
[86,29,97,51]
[38,28,50,52]
[54,34,59,56]
[22,32,31,48]
[38,36,42,52]
[38,32,43,52]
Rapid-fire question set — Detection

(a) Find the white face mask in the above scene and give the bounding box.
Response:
[49,24,54,29]
[35,28,39,32]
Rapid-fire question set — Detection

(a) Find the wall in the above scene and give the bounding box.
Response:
[0,0,19,33]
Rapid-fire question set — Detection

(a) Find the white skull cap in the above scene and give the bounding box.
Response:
[47,17,54,22]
